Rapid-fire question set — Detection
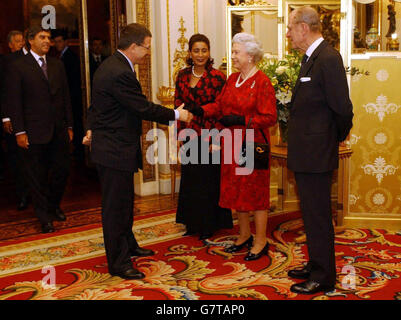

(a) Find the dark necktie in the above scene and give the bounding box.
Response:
[39,57,48,79]
[299,54,309,74]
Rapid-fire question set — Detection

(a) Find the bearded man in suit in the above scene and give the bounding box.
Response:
[83,23,192,280]
[6,26,73,233]
[285,6,354,295]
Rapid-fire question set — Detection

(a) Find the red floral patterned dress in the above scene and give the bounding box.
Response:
[174,65,226,134]
[203,70,277,211]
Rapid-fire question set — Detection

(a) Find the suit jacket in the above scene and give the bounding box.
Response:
[287,40,353,173]
[0,54,4,118]
[5,52,73,144]
[89,53,108,82]
[1,50,26,119]
[88,51,176,172]
[60,47,82,112]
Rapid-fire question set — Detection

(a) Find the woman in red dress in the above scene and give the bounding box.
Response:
[175,34,233,240]
[191,33,277,260]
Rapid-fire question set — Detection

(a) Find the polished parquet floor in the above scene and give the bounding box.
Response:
[0,159,177,241]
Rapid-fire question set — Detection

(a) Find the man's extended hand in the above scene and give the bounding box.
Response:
[177,103,193,123]
[68,128,74,142]
[16,133,29,149]
[82,130,92,146]
[3,121,13,134]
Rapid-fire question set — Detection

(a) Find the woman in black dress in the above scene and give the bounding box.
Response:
[174,34,233,240]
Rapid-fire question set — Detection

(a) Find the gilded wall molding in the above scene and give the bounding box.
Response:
[172,17,189,83]
[194,0,198,33]
[167,0,172,86]
[136,0,156,182]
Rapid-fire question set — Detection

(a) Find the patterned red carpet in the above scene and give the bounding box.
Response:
[0,209,401,300]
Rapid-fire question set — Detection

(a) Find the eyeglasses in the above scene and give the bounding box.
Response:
[138,44,151,51]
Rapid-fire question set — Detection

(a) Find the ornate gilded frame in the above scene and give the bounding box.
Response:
[226,3,282,75]
[280,0,342,53]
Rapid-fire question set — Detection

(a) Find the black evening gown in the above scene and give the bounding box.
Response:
[176,136,233,235]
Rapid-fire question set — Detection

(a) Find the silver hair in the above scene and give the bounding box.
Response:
[7,30,23,44]
[232,32,264,63]
[292,6,321,33]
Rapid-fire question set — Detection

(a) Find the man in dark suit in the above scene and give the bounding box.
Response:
[54,33,84,161]
[0,54,4,181]
[6,26,73,233]
[285,7,353,294]
[1,30,30,209]
[89,38,108,82]
[82,23,192,280]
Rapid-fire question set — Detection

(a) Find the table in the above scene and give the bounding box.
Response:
[270,145,353,238]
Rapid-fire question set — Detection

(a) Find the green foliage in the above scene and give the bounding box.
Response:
[258,51,303,142]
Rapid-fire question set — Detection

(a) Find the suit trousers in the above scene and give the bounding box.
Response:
[96,164,139,274]
[19,128,70,224]
[294,171,336,286]
[5,133,28,200]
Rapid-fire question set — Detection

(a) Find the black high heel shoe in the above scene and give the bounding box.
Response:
[244,242,269,261]
[224,236,253,253]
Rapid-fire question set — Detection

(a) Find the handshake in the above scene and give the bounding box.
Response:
[176,103,204,123]
[82,103,204,147]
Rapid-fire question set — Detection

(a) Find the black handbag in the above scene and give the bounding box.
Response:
[238,117,270,169]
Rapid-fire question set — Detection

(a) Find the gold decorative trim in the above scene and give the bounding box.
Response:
[78,0,91,110]
[136,0,156,182]
[227,0,273,6]
[109,0,117,52]
[194,0,198,34]
[251,11,255,35]
[172,17,189,83]
[167,0,172,86]
[157,86,175,109]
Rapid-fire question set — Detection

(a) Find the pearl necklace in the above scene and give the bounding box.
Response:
[235,66,257,88]
[192,66,204,78]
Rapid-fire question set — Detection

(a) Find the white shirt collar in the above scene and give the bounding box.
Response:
[30,49,46,66]
[22,47,28,55]
[305,37,324,60]
[61,46,68,57]
[117,49,135,72]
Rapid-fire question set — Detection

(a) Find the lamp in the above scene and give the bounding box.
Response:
[388,33,399,51]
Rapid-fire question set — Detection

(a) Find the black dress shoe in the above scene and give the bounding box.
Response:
[50,208,66,221]
[112,268,145,280]
[130,247,155,258]
[183,230,196,236]
[17,197,29,211]
[290,280,334,295]
[244,242,269,261]
[41,222,55,233]
[224,236,253,253]
[288,266,311,280]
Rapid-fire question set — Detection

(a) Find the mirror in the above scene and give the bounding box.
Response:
[226,4,281,75]
[352,0,400,53]
[79,0,126,165]
[282,1,341,53]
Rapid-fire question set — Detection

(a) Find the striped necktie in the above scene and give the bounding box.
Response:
[39,57,48,79]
